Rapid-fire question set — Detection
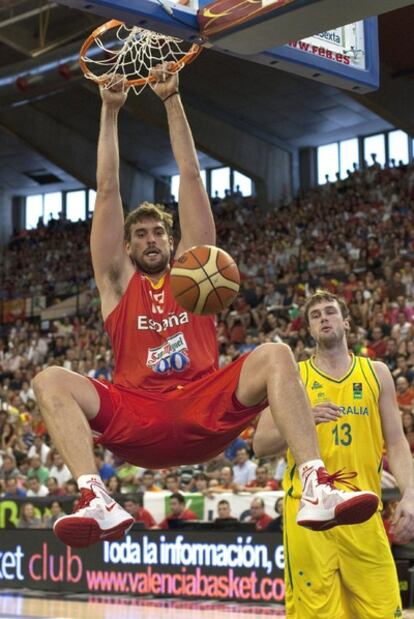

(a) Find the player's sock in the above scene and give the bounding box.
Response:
[77,474,106,491]
[298,459,325,486]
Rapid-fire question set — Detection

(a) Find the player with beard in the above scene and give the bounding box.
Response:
[32,70,378,549]
[254,290,414,619]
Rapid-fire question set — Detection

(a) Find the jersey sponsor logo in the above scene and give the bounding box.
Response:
[353,382,363,399]
[339,405,368,416]
[146,332,190,374]
[137,311,189,333]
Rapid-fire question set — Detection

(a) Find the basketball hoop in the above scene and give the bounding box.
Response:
[79,19,203,95]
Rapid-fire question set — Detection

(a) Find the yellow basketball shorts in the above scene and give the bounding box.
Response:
[284,496,402,619]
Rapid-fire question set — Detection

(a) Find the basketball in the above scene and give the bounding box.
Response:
[170,245,240,315]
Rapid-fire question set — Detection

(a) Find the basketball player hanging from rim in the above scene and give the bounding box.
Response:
[32,63,378,548]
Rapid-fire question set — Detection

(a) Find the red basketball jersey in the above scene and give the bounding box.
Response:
[104,272,218,392]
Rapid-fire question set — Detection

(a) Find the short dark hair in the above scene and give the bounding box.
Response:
[166,473,179,482]
[169,492,185,505]
[303,289,349,326]
[124,202,173,242]
[124,493,143,507]
[218,499,230,507]
[50,500,63,509]
[194,472,208,481]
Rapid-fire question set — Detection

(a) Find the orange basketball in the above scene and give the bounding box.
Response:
[170,245,240,315]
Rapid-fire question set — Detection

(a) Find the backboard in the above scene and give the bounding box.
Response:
[57,0,382,92]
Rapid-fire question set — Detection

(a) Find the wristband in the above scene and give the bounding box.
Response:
[162,91,179,103]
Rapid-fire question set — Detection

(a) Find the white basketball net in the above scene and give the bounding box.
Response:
[81,23,200,95]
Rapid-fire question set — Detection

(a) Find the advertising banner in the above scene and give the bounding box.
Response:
[0,530,285,603]
[0,493,283,529]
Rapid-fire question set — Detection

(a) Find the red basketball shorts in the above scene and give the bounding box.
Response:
[88,354,267,468]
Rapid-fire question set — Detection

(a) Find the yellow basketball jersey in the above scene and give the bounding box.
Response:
[284,354,383,502]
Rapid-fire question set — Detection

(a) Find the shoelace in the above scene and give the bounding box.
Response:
[317,467,361,492]
[74,488,96,512]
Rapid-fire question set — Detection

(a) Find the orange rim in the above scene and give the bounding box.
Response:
[79,19,202,86]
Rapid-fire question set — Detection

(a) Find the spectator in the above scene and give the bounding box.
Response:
[159,492,198,529]
[0,455,20,487]
[232,447,257,485]
[48,452,72,487]
[180,471,194,493]
[27,455,49,485]
[3,477,26,498]
[64,478,79,496]
[94,355,112,381]
[44,500,65,528]
[245,465,279,492]
[204,452,232,480]
[94,449,116,482]
[368,326,388,359]
[192,472,209,494]
[396,376,414,413]
[116,461,141,493]
[211,466,241,494]
[106,475,122,496]
[393,355,414,383]
[123,494,156,528]
[164,473,180,493]
[248,497,273,531]
[0,422,22,456]
[26,476,49,497]
[46,476,65,497]
[224,436,248,461]
[140,470,162,492]
[19,381,36,405]
[21,421,35,450]
[27,435,50,466]
[266,496,284,532]
[214,499,238,523]
[17,502,42,529]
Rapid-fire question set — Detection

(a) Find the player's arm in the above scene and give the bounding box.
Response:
[90,80,135,317]
[151,64,215,256]
[253,401,341,457]
[253,408,287,457]
[374,360,414,543]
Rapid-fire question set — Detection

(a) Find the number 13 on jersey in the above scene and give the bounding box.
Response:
[332,422,352,446]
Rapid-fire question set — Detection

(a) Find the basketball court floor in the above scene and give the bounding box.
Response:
[0,592,413,619]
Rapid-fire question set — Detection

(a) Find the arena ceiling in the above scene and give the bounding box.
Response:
[0,1,413,196]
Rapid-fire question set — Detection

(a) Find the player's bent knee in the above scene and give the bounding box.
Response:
[254,342,294,366]
[32,366,71,398]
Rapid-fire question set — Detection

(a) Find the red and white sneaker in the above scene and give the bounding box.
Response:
[296,466,379,531]
[54,484,134,548]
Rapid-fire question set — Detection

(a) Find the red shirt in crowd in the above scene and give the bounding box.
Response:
[135,507,156,528]
[250,513,273,531]
[159,509,198,529]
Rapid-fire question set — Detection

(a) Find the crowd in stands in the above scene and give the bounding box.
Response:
[0,155,414,536]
